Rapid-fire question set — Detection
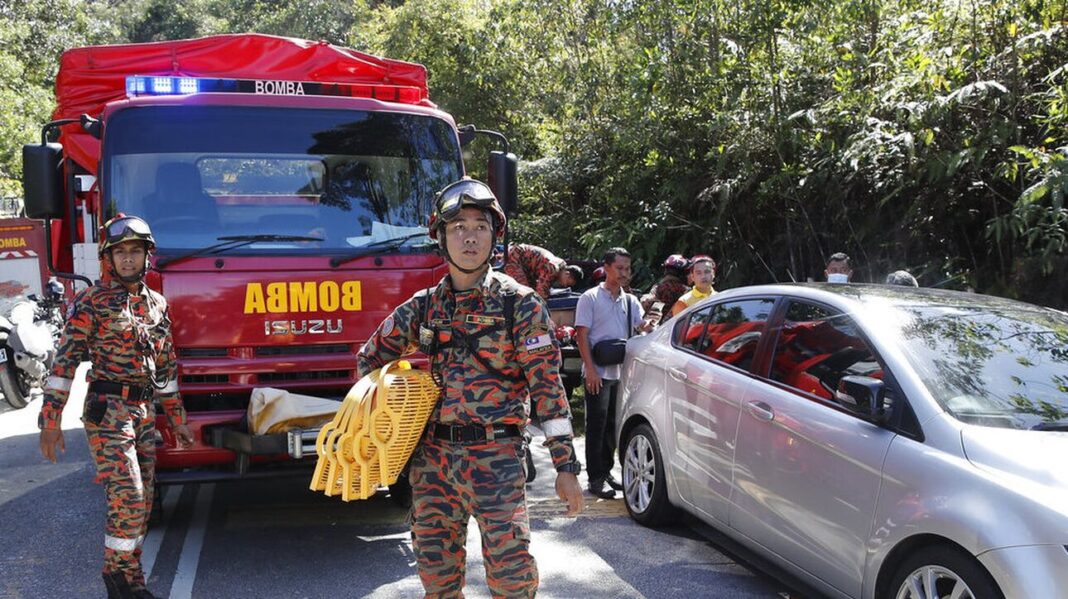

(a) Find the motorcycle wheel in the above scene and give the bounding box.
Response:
[0,362,30,409]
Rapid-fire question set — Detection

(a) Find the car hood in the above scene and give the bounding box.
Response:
[962,427,1068,490]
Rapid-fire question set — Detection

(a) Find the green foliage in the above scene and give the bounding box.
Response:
[0,0,102,195]
[3,0,1067,305]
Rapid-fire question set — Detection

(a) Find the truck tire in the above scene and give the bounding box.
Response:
[0,362,30,409]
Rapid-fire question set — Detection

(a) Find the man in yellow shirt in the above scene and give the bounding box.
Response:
[671,254,717,317]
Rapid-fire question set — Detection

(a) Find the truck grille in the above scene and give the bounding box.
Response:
[181,374,230,384]
[179,348,228,358]
[254,344,351,356]
[258,369,351,383]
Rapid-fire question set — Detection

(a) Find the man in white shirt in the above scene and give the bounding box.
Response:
[575,247,652,499]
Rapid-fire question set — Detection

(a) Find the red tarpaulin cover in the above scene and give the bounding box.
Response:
[52,34,432,174]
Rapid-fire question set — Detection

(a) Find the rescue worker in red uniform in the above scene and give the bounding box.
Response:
[357,178,585,598]
[38,215,193,599]
[502,243,567,300]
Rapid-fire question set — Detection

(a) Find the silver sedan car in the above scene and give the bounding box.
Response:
[616,284,1068,599]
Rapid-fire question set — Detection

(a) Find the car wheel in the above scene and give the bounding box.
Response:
[621,423,677,526]
[889,545,1002,599]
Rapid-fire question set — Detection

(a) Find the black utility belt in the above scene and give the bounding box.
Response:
[431,422,522,444]
[88,380,154,403]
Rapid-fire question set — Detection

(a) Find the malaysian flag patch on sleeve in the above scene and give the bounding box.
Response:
[523,333,553,352]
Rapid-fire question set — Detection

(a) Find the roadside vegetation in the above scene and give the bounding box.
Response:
[1,0,1065,305]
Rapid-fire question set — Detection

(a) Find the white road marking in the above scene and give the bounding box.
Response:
[142,484,183,579]
[169,483,214,599]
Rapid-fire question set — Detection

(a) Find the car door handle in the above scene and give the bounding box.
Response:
[746,400,775,422]
[668,367,688,382]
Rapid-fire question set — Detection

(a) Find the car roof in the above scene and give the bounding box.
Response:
[706,282,1054,315]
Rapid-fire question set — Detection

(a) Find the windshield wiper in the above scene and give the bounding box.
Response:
[156,235,323,269]
[330,233,431,268]
[1031,418,1068,431]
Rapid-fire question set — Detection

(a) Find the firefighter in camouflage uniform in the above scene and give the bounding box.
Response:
[358,178,585,598]
[39,215,193,599]
[502,243,567,300]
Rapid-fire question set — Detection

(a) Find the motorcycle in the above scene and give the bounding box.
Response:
[0,279,64,409]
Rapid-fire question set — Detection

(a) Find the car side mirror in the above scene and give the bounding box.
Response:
[836,375,888,424]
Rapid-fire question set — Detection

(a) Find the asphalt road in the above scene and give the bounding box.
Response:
[1,372,806,599]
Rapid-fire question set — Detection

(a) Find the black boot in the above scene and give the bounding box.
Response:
[102,572,136,599]
[133,589,159,599]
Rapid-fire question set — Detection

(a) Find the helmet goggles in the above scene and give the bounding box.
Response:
[101,215,155,255]
[106,217,152,244]
[435,180,498,222]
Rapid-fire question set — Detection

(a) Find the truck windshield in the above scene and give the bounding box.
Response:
[102,105,462,253]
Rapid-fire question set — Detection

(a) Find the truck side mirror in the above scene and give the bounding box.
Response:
[457,124,477,147]
[488,150,518,217]
[22,143,65,219]
[836,375,889,424]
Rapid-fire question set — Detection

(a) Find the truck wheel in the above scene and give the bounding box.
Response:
[0,362,30,409]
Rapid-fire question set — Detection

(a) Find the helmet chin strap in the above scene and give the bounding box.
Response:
[116,267,147,284]
[107,254,148,285]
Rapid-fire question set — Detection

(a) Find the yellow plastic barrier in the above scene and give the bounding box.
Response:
[309,373,374,494]
[310,360,440,501]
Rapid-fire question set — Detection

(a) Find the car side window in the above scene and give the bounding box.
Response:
[769,300,883,400]
[675,298,775,371]
[675,305,714,353]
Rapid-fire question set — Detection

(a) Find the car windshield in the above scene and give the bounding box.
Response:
[101,105,462,253]
[890,301,1068,429]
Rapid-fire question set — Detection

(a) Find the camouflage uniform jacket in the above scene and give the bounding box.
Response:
[39,279,186,430]
[642,275,689,316]
[503,243,566,300]
[357,269,577,468]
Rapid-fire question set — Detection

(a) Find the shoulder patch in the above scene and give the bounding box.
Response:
[381,315,395,336]
[523,332,553,352]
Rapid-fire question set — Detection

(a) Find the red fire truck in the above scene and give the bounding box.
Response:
[22,34,517,495]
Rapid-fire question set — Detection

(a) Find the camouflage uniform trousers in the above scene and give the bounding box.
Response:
[410,436,537,599]
[83,393,159,591]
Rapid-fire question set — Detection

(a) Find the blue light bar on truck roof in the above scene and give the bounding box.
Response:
[124,75,425,104]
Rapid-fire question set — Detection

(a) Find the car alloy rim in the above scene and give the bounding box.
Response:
[895,565,976,599]
[623,433,655,513]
